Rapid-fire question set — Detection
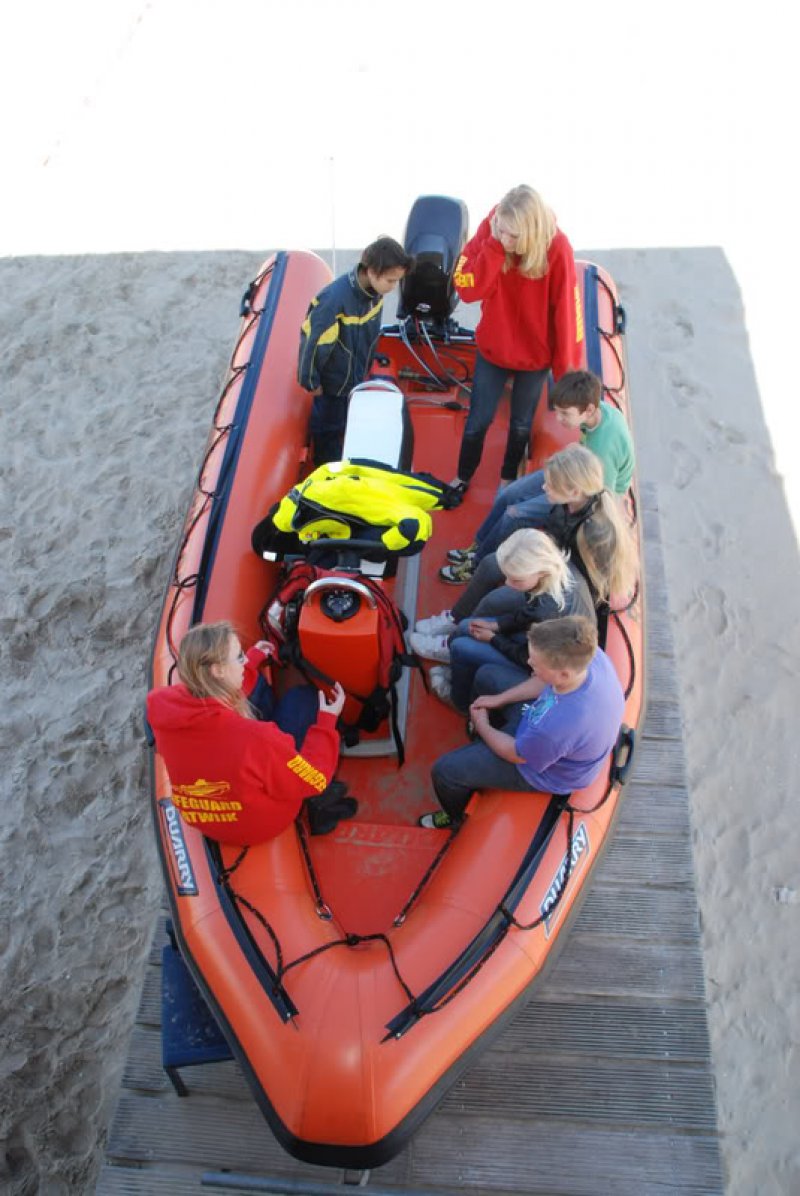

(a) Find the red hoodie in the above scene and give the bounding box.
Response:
[146,649,339,846]
[453,209,582,379]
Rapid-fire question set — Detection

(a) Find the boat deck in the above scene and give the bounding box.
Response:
[97,484,723,1195]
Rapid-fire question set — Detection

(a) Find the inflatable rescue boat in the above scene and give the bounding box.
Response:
[148,196,644,1168]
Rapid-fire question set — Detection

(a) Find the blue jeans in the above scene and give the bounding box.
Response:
[473,469,551,562]
[457,354,549,482]
[432,673,532,819]
[451,554,506,621]
[309,392,348,466]
[249,677,320,748]
[449,626,531,712]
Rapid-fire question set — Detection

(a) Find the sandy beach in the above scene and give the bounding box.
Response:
[1,3,798,1193]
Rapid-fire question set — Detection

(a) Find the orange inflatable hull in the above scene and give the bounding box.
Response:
[148,249,645,1167]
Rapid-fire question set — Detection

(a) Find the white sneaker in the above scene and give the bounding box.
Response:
[414,609,456,636]
[429,664,453,703]
[410,632,451,663]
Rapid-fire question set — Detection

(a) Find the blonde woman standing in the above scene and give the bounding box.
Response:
[451,185,583,491]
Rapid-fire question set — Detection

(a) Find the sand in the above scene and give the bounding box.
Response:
[1,3,798,1193]
[0,250,262,1192]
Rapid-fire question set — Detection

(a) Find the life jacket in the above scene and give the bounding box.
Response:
[259,560,425,766]
[251,458,461,561]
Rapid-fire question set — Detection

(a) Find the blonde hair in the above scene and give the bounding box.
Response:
[576,505,638,602]
[496,528,573,609]
[544,443,604,498]
[496,185,556,279]
[177,621,254,719]
[543,444,637,602]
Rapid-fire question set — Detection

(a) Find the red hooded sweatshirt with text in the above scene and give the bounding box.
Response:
[453,209,582,379]
[146,649,339,846]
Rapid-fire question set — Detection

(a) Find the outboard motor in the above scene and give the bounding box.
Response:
[398,195,468,331]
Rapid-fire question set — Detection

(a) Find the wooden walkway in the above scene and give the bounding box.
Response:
[97,486,724,1195]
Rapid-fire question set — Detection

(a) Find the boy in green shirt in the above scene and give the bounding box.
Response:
[551,370,634,495]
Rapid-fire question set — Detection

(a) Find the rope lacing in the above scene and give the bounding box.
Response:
[595,273,626,402]
[162,262,274,674]
[216,820,420,1007]
[280,931,416,1006]
[393,823,461,927]
[295,817,333,920]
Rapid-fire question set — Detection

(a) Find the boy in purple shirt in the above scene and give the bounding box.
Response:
[420,616,624,829]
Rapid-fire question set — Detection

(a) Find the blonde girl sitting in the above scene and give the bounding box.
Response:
[418,528,594,712]
[415,444,637,655]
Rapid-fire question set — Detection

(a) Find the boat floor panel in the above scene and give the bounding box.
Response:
[307,821,444,935]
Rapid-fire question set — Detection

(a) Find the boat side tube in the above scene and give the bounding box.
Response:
[203,840,299,1023]
[192,252,289,623]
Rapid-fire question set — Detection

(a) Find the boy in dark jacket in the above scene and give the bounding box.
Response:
[298,237,413,465]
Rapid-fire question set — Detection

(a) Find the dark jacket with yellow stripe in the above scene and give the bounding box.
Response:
[297,268,383,398]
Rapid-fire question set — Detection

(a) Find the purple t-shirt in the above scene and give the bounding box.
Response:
[514,649,624,792]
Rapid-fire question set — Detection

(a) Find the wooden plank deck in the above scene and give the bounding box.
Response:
[97,485,724,1195]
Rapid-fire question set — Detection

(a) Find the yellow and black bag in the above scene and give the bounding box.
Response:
[252,458,461,561]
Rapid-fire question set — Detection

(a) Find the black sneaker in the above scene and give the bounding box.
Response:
[446,544,477,565]
[307,792,358,835]
[312,780,348,804]
[325,796,358,820]
[439,560,474,585]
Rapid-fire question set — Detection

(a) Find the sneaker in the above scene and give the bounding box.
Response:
[312,780,349,804]
[446,543,477,565]
[418,810,453,829]
[409,631,451,663]
[326,796,358,820]
[308,794,358,835]
[439,560,474,585]
[429,664,453,704]
[414,609,456,636]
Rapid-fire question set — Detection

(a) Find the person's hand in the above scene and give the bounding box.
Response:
[319,681,346,716]
[254,640,275,657]
[490,211,519,254]
[468,619,497,642]
[471,693,503,712]
[470,705,490,727]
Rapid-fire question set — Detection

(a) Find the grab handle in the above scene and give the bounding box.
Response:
[303,577,377,609]
[610,725,635,786]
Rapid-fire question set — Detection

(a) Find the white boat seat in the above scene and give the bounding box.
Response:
[341,379,411,576]
[342,379,409,471]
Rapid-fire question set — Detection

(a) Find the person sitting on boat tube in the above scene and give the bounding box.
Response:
[414,528,595,712]
[419,617,624,830]
[448,185,583,495]
[442,371,636,580]
[298,236,414,466]
[146,621,356,843]
[412,446,638,675]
